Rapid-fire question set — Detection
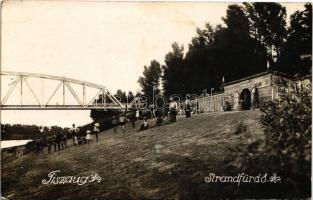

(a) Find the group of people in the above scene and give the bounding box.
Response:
[112,112,137,134]
[35,131,68,155]
[111,110,164,133]
[34,97,193,155]
[168,96,193,121]
[69,123,100,146]
[135,97,193,131]
[46,132,68,154]
[34,122,101,155]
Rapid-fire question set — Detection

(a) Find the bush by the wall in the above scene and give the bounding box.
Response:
[227,80,311,198]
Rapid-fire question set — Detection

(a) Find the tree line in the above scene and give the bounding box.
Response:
[138,3,312,98]
[1,124,69,140]
[90,3,311,124]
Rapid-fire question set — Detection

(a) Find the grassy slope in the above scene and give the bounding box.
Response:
[2,111,264,200]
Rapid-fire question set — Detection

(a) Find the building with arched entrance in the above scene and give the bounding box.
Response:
[222,70,312,111]
[190,71,311,112]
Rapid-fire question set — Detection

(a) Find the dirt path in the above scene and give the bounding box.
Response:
[2,111,263,200]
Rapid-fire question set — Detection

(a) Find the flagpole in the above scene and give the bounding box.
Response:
[152,84,155,118]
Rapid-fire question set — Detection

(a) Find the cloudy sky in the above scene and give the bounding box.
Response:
[1,1,306,127]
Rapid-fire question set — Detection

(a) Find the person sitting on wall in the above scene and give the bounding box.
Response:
[223,102,232,111]
[155,110,163,127]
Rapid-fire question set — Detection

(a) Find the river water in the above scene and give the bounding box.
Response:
[1,140,33,149]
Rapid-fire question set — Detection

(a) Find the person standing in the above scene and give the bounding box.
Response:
[243,92,250,110]
[36,128,45,155]
[135,109,140,120]
[112,115,118,134]
[86,130,92,144]
[56,132,62,151]
[185,98,191,118]
[234,92,240,111]
[62,132,67,148]
[130,111,136,129]
[93,122,100,142]
[69,124,79,146]
[52,133,57,152]
[119,113,126,134]
[251,87,258,110]
[169,97,178,122]
[70,124,76,146]
[35,137,44,155]
[47,136,52,154]
[60,133,64,150]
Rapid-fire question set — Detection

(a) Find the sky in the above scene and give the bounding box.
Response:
[1,1,306,127]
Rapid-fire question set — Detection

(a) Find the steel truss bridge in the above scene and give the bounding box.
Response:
[1,71,140,110]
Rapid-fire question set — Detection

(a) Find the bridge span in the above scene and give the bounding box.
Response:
[0,71,139,110]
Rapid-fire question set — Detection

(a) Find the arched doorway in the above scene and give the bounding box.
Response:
[240,89,251,110]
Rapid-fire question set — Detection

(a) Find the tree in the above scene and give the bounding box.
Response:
[49,126,63,135]
[184,23,218,94]
[1,124,66,140]
[214,4,267,82]
[277,3,312,75]
[162,42,186,97]
[127,91,135,103]
[138,60,162,104]
[244,3,287,65]
[114,89,127,103]
[160,3,306,98]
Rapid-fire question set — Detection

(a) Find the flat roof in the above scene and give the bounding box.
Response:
[222,70,292,87]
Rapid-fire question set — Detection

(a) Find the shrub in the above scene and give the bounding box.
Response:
[227,80,311,198]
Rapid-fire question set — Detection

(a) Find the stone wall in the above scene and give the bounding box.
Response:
[182,72,311,113]
[190,93,224,113]
[2,146,26,161]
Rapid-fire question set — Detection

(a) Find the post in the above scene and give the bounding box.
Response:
[152,84,155,117]
[210,88,214,111]
[63,80,65,106]
[101,89,105,107]
[126,91,128,111]
[103,90,106,107]
[83,84,86,106]
[203,89,208,112]
[42,78,44,106]
[213,96,215,112]
[20,75,23,106]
